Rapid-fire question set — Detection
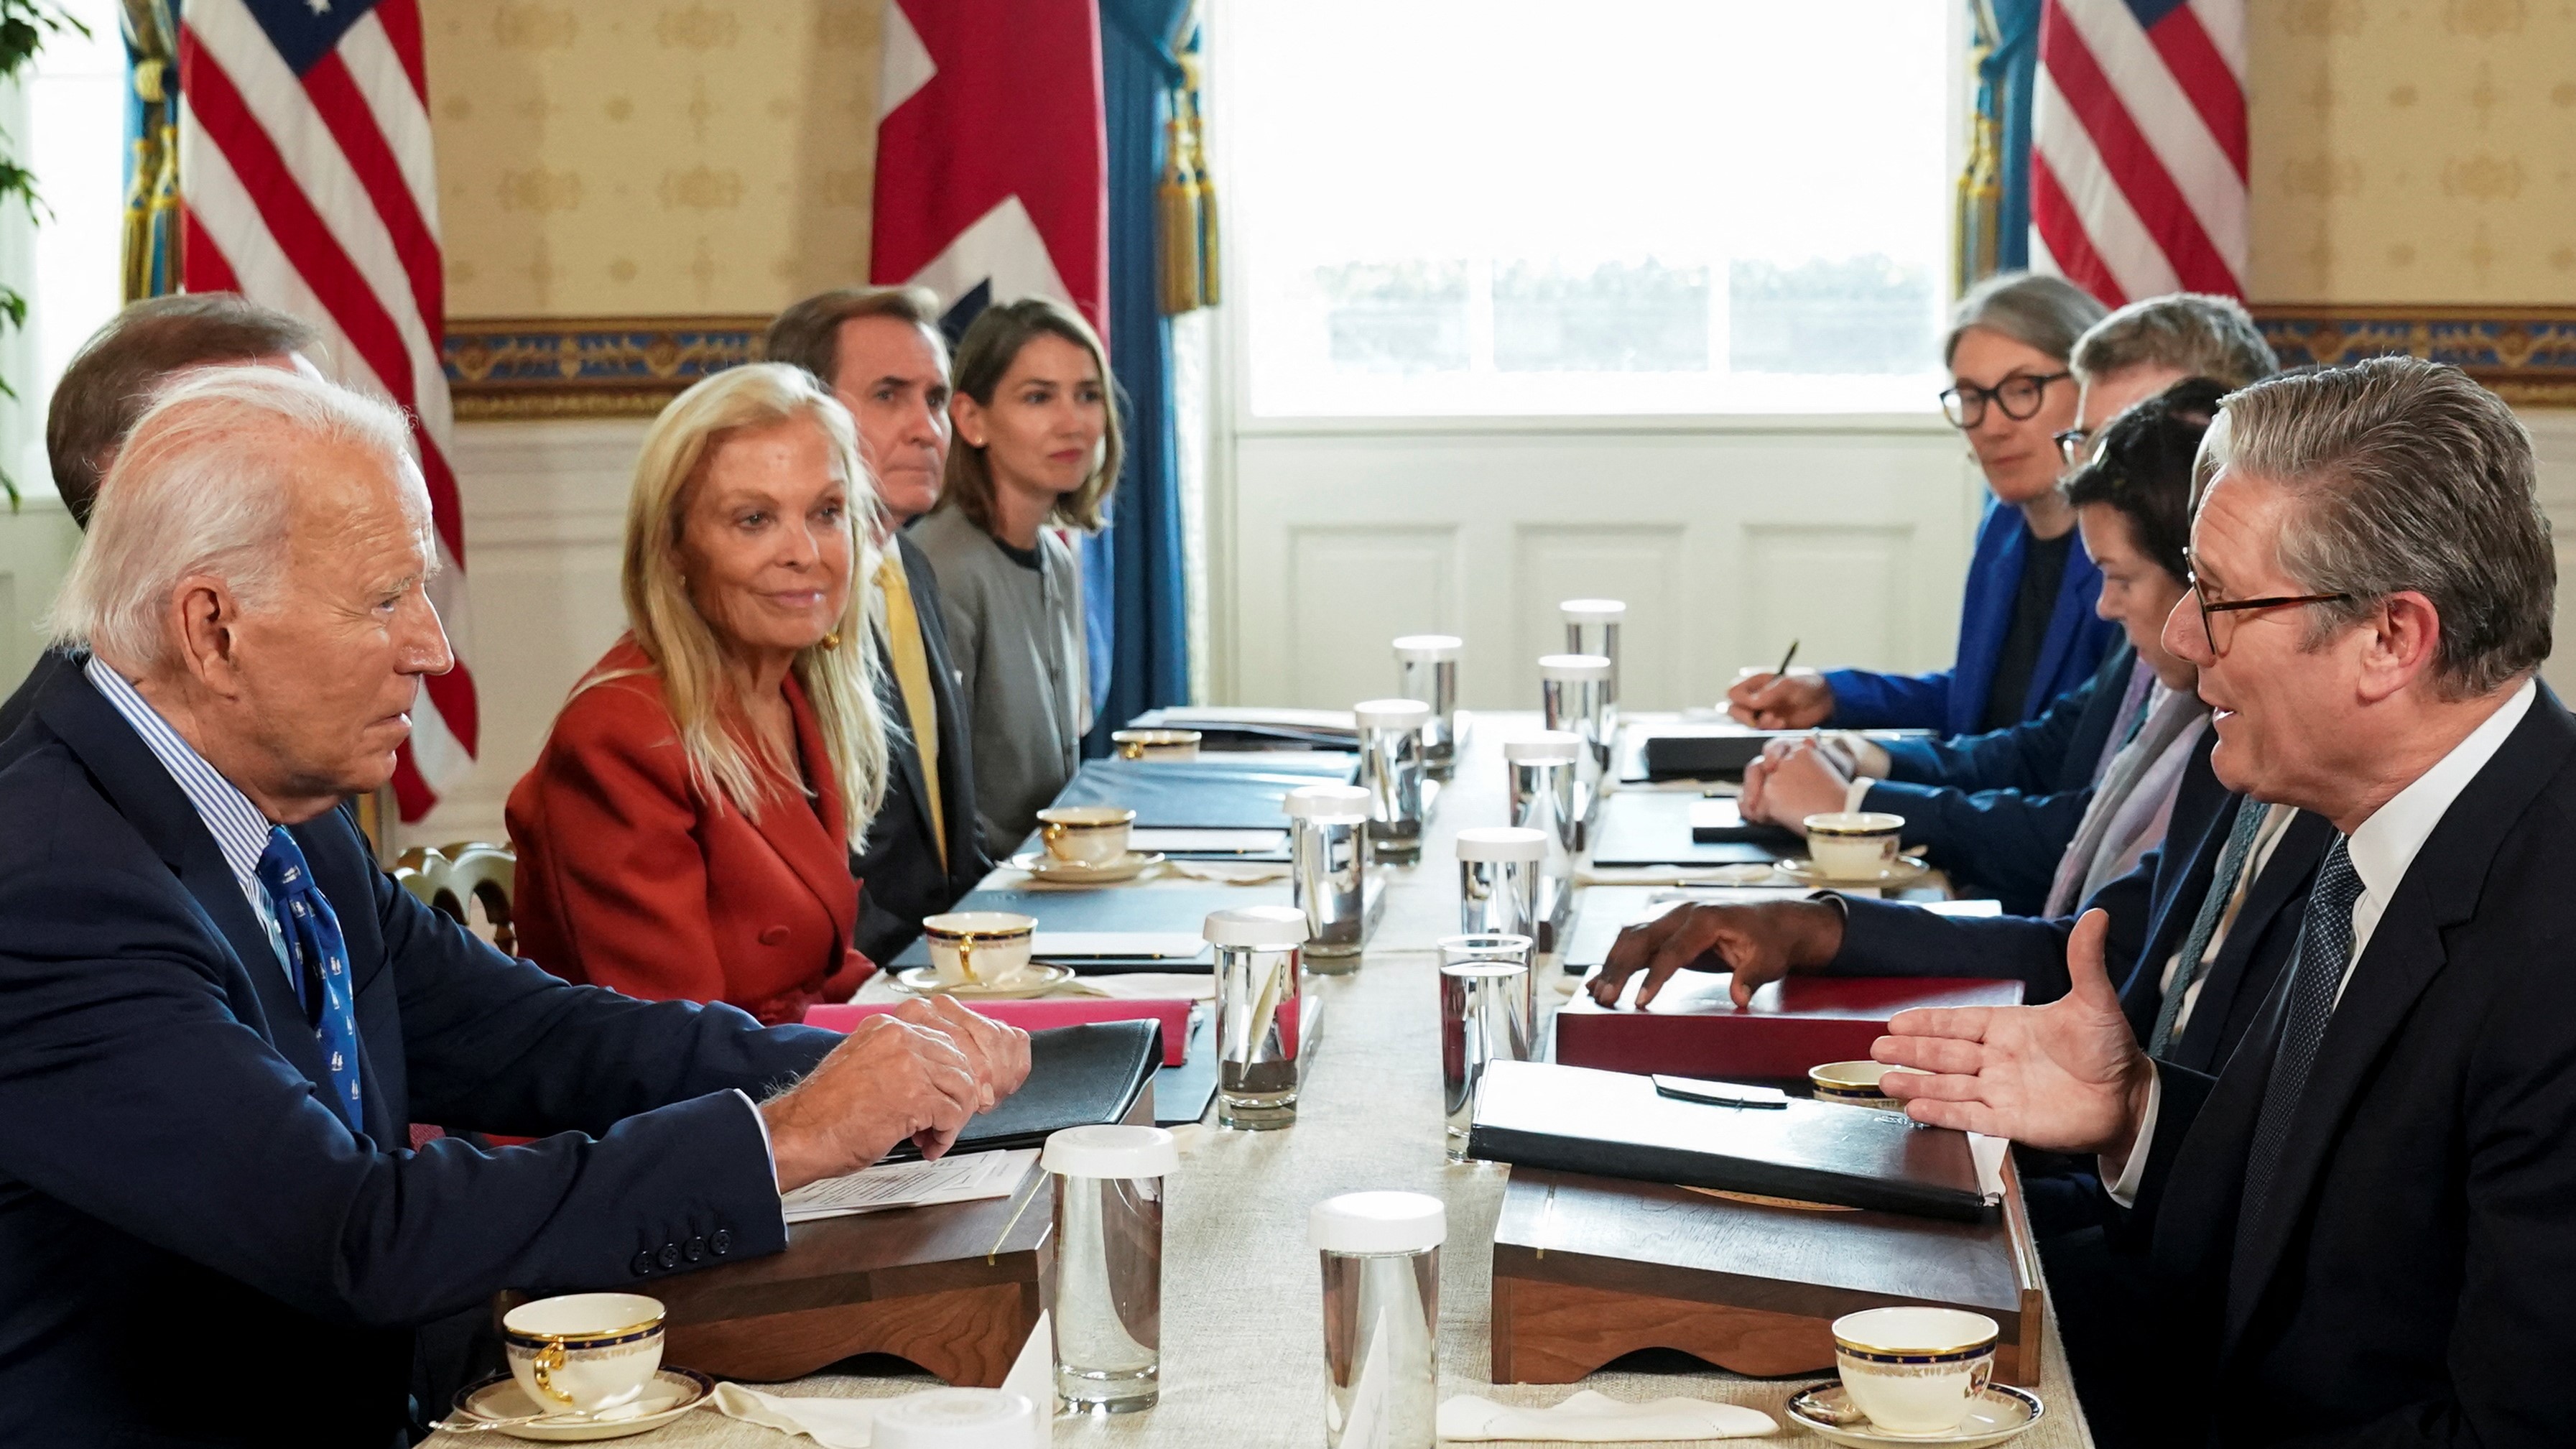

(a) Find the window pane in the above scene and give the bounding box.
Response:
[1222,0,1954,417]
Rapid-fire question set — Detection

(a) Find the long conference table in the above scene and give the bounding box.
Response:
[428,713,2095,1448]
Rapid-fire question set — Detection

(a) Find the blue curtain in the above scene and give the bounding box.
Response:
[1984,0,2042,273]
[1084,0,1194,752]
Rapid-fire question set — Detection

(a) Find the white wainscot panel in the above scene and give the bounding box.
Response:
[405,417,647,850]
[1284,524,1460,709]
[1738,524,1917,677]
[1511,524,1687,710]
[0,496,77,693]
[2526,409,2576,700]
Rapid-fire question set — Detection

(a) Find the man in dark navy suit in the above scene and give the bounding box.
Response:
[1878,358,2574,1448]
[0,366,1031,1446]
[764,286,993,963]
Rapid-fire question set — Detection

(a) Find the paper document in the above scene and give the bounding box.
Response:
[1148,705,1356,731]
[780,1148,1034,1224]
[1034,930,1211,961]
[1130,827,1290,855]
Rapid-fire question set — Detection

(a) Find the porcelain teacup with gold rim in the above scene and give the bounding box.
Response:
[1802,810,1906,881]
[1832,1305,1998,1435]
[501,1292,664,1418]
[921,910,1039,989]
[1111,728,1201,761]
[1037,805,1137,866]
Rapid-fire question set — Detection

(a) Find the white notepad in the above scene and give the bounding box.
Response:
[779,1148,1034,1224]
[1129,827,1290,855]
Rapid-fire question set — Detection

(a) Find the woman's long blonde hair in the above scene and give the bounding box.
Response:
[598,362,891,843]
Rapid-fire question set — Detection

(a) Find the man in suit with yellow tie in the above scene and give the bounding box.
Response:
[766,288,993,963]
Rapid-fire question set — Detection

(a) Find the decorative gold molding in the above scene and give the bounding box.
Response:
[444,315,772,420]
[2251,305,2576,409]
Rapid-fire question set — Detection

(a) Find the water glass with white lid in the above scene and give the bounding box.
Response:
[1504,732,1583,945]
[1453,825,1547,943]
[1391,635,1463,778]
[1206,905,1308,1129]
[1536,656,1612,825]
[1437,935,1532,1162]
[1353,698,1432,864]
[1312,1192,1445,1449]
[1559,599,1625,736]
[1044,1124,1180,1415]
[1284,782,1373,968]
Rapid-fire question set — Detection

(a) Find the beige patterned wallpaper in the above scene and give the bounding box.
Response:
[427,0,883,318]
[2247,0,2576,304]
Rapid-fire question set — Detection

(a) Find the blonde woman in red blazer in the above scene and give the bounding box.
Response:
[510,364,895,1025]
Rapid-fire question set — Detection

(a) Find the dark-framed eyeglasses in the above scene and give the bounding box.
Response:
[2187,572,2353,656]
[2054,427,2094,468]
[1938,371,2070,429]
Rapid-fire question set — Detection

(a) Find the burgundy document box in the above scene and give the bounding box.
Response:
[1555,972,2024,1082]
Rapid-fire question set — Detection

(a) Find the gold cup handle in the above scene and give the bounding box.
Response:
[532,1341,573,1406]
[955,935,979,985]
[1042,821,1068,849]
[1117,740,1144,759]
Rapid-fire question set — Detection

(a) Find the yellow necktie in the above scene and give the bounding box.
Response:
[876,550,948,869]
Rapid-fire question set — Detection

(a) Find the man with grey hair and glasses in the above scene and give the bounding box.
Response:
[1875,356,2572,1446]
[0,366,1030,1444]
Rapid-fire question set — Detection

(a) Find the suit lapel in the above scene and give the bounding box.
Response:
[901,532,987,884]
[870,616,939,847]
[2220,692,2575,1351]
[35,668,331,1088]
[762,674,858,944]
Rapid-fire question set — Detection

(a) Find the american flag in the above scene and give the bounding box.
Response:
[177,0,474,823]
[2031,0,2247,303]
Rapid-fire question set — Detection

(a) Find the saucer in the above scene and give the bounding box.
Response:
[894,962,1076,999]
[1008,850,1165,884]
[1777,854,1931,888]
[1784,1382,2042,1448]
[448,1367,713,1441]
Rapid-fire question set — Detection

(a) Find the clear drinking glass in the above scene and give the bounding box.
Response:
[1537,656,1611,836]
[1561,599,1625,746]
[1438,945,1532,1163]
[1454,826,1547,943]
[1506,733,1583,953]
[1207,906,1308,1129]
[1392,636,1463,779]
[1285,783,1373,970]
[1044,1126,1176,1415]
[1354,698,1431,865]
[1312,1193,1445,1449]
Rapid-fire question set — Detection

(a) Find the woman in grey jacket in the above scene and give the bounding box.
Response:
[908,296,1123,858]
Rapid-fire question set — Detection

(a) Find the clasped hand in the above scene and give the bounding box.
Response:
[760,997,1033,1194]
[1738,737,1857,832]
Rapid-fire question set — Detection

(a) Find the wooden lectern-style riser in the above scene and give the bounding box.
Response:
[1489,1162,2045,1388]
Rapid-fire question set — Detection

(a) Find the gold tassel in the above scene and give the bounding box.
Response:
[1157,97,1203,316]
[1186,83,1220,308]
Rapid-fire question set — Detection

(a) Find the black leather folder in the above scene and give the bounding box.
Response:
[1466,1060,1996,1223]
[1589,790,1786,868]
[1045,756,1359,832]
[1687,797,1807,851]
[1637,730,1791,781]
[885,1021,1160,1159]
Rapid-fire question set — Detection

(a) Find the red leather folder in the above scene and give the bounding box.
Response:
[1555,972,2024,1082]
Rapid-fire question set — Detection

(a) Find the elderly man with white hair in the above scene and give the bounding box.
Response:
[0,366,1030,1446]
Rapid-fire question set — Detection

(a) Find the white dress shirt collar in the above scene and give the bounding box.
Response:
[84,654,274,905]
[2342,677,2536,963]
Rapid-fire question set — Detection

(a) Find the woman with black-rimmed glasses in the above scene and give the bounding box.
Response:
[1730,272,2123,736]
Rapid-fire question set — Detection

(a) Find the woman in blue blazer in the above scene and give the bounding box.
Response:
[1731,272,2120,736]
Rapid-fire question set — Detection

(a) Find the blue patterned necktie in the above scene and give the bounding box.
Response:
[2146,797,2272,1059]
[2236,835,2363,1248]
[256,827,366,1134]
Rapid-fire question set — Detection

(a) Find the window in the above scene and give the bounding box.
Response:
[1,0,125,494]
[1218,0,1955,418]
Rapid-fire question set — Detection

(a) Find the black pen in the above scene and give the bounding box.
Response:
[1772,639,1799,680]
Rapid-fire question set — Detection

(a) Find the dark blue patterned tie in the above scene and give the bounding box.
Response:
[256,827,366,1134]
[2236,836,2362,1246]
